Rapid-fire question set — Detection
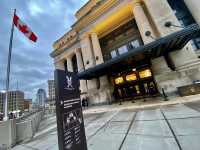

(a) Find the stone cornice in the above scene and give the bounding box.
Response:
[72,0,142,31]
[53,29,78,50]
[50,37,79,58]
[75,0,100,20]
[51,0,142,58]
[72,0,117,31]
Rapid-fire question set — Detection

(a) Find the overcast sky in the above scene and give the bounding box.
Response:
[0,0,87,100]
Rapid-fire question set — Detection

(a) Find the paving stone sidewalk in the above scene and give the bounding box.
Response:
[12,97,200,150]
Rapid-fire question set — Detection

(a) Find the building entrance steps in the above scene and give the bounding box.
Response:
[83,94,200,114]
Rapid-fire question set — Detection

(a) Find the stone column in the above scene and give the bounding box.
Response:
[90,32,112,104]
[54,60,65,70]
[75,48,84,72]
[80,34,97,90]
[132,2,156,44]
[143,0,200,93]
[151,56,171,75]
[91,33,104,65]
[75,48,87,93]
[143,0,199,68]
[143,0,180,37]
[132,2,171,76]
[91,32,109,87]
[66,56,73,72]
[184,0,200,26]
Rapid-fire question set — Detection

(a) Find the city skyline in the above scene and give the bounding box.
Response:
[0,0,87,99]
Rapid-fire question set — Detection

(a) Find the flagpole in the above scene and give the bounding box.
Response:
[3,9,16,121]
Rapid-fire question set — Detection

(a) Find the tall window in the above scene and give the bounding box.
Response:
[110,50,117,58]
[118,45,128,55]
[128,39,140,50]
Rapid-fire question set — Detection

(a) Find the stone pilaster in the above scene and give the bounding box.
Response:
[54,60,65,70]
[90,32,112,105]
[90,32,109,87]
[132,1,171,72]
[66,56,73,72]
[184,0,200,26]
[75,48,87,93]
[132,2,156,44]
[169,45,199,69]
[143,0,199,67]
[75,48,84,72]
[151,56,174,93]
[143,0,180,37]
[151,56,171,75]
[143,0,200,94]
[132,1,172,93]
[80,34,97,91]
[91,32,104,65]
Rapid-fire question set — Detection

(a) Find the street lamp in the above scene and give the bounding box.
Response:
[0,90,6,93]
[1,90,8,121]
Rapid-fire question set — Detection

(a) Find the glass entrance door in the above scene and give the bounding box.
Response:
[142,81,158,96]
[112,67,158,101]
[125,84,141,98]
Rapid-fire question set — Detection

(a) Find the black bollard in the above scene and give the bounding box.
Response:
[132,98,135,103]
[119,98,122,105]
[143,95,146,102]
[162,88,168,101]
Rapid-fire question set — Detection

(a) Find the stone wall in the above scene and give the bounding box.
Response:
[16,111,44,143]
[0,120,16,149]
[0,111,44,149]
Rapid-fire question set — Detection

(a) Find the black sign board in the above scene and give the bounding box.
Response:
[54,69,87,150]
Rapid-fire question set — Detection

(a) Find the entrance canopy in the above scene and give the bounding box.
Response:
[78,24,200,80]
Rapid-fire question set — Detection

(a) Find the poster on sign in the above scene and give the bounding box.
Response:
[54,70,87,150]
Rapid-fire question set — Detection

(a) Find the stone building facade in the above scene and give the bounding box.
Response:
[0,91,24,112]
[51,0,200,105]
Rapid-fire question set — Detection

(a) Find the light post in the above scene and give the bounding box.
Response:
[1,90,8,121]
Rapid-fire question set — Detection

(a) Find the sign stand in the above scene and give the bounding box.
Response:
[55,70,87,150]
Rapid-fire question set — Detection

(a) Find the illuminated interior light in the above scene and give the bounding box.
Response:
[139,69,152,78]
[115,77,124,84]
[126,73,137,81]
[132,68,136,71]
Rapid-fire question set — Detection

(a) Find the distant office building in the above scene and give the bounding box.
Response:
[0,91,5,113]
[48,80,55,105]
[8,91,24,112]
[24,99,32,111]
[0,90,24,112]
[36,89,47,107]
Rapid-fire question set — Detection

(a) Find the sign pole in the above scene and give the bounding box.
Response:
[3,9,16,121]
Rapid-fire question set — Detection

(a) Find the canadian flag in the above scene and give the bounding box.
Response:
[13,13,37,42]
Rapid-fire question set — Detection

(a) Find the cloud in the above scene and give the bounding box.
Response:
[0,0,88,99]
[28,1,44,17]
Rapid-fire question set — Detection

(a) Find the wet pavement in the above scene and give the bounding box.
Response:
[12,101,200,150]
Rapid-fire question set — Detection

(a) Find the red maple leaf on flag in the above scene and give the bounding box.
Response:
[13,14,37,42]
